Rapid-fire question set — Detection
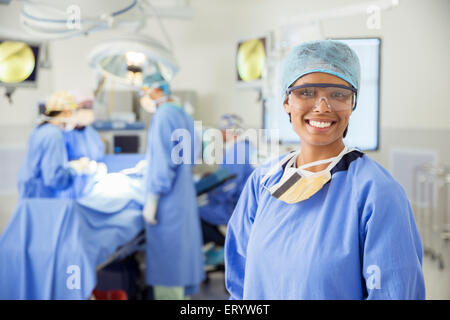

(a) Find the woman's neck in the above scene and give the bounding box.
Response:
[296,140,345,172]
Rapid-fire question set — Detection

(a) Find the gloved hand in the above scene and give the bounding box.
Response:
[87,159,99,174]
[143,193,159,225]
[134,160,147,175]
[120,160,147,176]
[69,157,101,175]
[68,157,91,174]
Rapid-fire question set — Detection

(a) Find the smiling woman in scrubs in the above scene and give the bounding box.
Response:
[224,40,425,300]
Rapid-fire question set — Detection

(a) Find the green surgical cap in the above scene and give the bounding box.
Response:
[281,40,361,98]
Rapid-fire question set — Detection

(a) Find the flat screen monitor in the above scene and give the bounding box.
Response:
[264,38,381,151]
[0,39,40,88]
[235,35,268,89]
[114,135,140,154]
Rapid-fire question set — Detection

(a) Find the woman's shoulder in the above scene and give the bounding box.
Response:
[33,123,64,145]
[349,153,406,196]
[157,102,183,116]
[155,103,190,124]
[351,154,415,229]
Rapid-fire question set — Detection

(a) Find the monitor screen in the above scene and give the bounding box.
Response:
[235,36,267,89]
[264,38,381,151]
[0,39,40,87]
[114,135,140,154]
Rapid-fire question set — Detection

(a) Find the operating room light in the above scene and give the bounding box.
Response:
[125,51,146,85]
[88,35,179,88]
[126,51,146,68]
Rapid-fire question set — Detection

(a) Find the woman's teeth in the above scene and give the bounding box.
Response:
[308,120,333,128]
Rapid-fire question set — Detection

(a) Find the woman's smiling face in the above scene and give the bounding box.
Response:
[283,72,353,148]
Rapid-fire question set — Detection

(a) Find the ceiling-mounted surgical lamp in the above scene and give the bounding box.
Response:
[18,1,185,88]
[88,34,179,88]
[19,0,140,40]
[87,1,181,89]
[18,0,193,40]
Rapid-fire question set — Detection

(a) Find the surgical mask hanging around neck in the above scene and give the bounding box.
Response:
[261,147,353,204]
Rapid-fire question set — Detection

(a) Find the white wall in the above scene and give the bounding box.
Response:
[1,0,449,129]
[320,0,450,130]
[167,0,450,131]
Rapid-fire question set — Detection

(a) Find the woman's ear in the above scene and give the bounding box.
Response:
[283,94,291,113]
[283,94,292,122]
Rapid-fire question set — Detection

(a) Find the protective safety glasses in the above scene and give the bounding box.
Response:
[287,83,357,111]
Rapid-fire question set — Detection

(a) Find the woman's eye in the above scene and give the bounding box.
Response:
[331,91,349,100]
[297,89,314,97]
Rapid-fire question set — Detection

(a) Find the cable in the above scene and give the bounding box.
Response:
[112,0,138,17]
[142,0,173,51]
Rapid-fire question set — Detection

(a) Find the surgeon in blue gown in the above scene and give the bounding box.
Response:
[199,114,256,247]
[225,40,425,300]
[140,73,205,300]
[58,92,105,199]
[64,92,104,162]
[65,126,104,162]
[18,91,80,198]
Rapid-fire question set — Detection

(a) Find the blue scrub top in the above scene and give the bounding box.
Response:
[199,139,255,226]
[144,102,205,289]
[225,150,425,299]
[64,125,104,161]
[18,123,76,198]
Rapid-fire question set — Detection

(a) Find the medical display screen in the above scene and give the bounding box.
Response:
[114,135,140,154]
[0,39,40,87]
[235,37,267,88]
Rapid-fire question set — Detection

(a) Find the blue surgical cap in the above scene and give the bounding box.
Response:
[281,40,361,98]
[142,72,170,96]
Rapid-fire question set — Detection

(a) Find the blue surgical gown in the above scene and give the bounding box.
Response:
[225,150,425,299]
[0,191,144,299]
[144,102,205,289]
[60,126,105,199]
[64,126,104,161]
[18,123,76,198]
[199,139,255,226]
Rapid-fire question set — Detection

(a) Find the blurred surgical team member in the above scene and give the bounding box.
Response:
[18,91,78,198]
[199,114,256,247]
[140,72,204,300]
[64,90,104,162]
[225,40,425,299]
[60,90,105,198]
